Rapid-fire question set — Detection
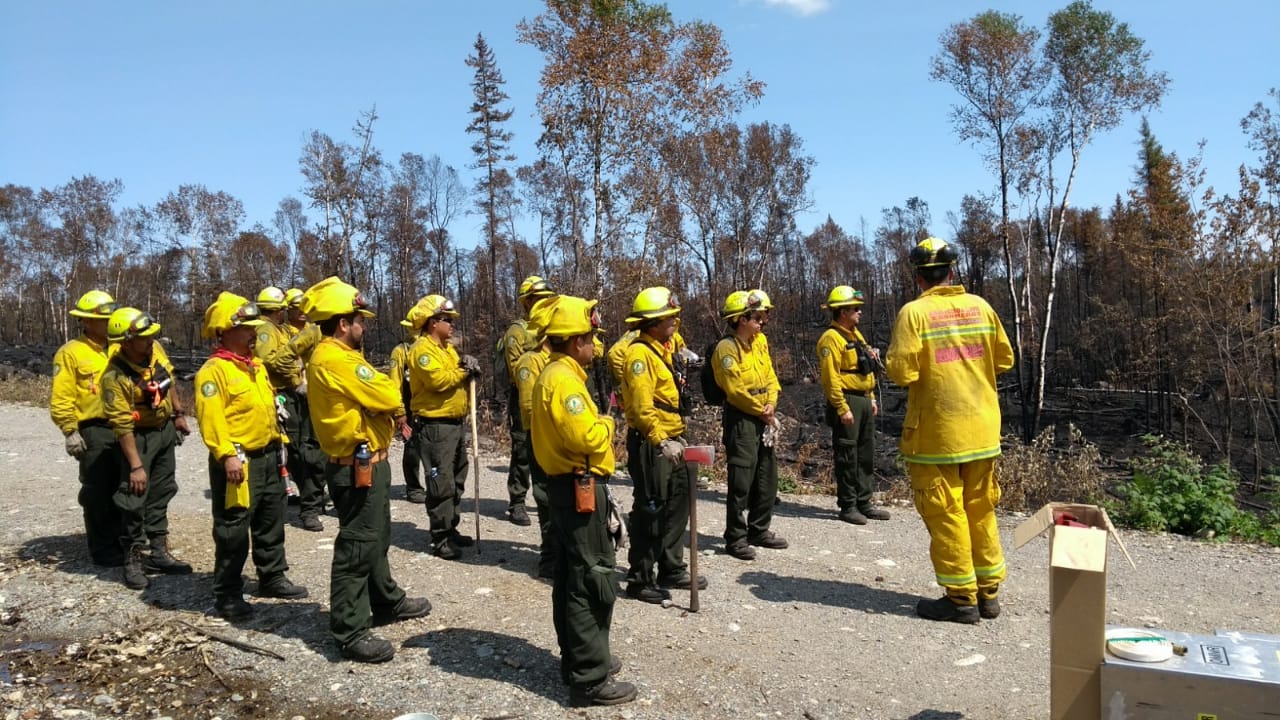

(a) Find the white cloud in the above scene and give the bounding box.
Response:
[761,0,831,17]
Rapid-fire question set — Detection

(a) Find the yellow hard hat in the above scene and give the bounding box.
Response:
[300,276,374,322]
[284,288,305,307]
[107,307,161,343]
[526,296,559,340]
[720,290,749,319]
[628,287,681,323]
[201,292,264,340]
[399,307,417,329]
[256,286,288,310]
[418,294,460,323]
[543,296,599,339]
[517,275,556,301]
[69,290,118,319]
[822,285,865,310]
[909,237,958,267]
[746,289,774,311]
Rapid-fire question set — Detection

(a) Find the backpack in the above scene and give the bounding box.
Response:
[700,336,731,405]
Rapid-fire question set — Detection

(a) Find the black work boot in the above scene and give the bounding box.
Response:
[433,538,462,561]
[916,595,980,624]
[145,537,192,575]
[123,546,149,590]
[625,583,670,605]
[341,634,395,663]
[859,505,891,521]
[838,508,868,525]
[257,575,309,599]
[748,531,788,549]
[725,541,757,561]
[215,595,253,621]
[569,680,638,707]
[405,488,427,504]
[450,531,475,547]
[300,514,324,532]
[657,572,709,590]
[507,503,532,526]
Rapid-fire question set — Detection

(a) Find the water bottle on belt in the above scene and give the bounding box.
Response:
[354,442,373,488]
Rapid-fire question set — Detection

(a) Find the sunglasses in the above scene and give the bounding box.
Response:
[434,316,455,324]
[747,313,768,324]
[231,303,261,325]
[87,302,118,315]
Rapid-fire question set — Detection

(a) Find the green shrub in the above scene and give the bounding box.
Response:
[1111,435,1242,537]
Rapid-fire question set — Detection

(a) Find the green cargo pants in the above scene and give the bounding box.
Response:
[625,429,689,587]
[529,450,558,578]
[113,422,178,552]
[325,458,407,649]
[208,443,289,604]
[722,407,777,546]
[78,422,124,564]
[284,390,326,520]
[548,473,616,689]
[420,418,469,544]
[506,385,531,505]
[827,392,875,512]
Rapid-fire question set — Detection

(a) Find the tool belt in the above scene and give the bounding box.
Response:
[747,387,768,396]
[842,389,868,397]
[329,449,388,465]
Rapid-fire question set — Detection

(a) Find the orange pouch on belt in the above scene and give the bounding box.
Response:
[574,474,596,514]
[354,458,372,488]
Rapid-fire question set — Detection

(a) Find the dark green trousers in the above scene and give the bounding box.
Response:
[78,423,124,563]
[827,393,875,511]
[506,386,530,504]
[722,408,777,546]
[326,459,406,648]
[548,474,616,688]
[113,422,178,551]
[284,390,326,519]
[625,429,689,586]
[402,420,423,492]
[208,444,288,603]
[530,452,558,578]
[420,418,469,543]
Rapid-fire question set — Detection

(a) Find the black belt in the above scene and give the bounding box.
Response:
[843,389,868,397]
[747,388,768,396]
[653,400,680,414]
[78,419,111,430]
[418,416,464,425]
[244,441,281,458]
[547,472,609,483]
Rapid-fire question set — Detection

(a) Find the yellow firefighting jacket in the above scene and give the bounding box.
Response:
[194,356,282,459]
[531,353,615,477]
[101,352,175,436]
[607,330,640,387]
[501,319,536,382]
[306,337,401,457]
[50,335,111,434]
[623,333,685,445]
[289,322,321,363]
[885,285,1015,465]
[408,336,468,419]
[711,332,780,417]
[254,319,302,391]
[515,347,551,430]
[816,324,877,416]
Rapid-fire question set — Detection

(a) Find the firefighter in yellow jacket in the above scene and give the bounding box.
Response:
[302,277,430,663]
[195,292,308,620]
[621,287,703,603]
[712,289,787,560]
[51,290,125,567]
[408,294,481,560]
[515,296,559,579]
[531,296,635,707]
[817,286,891,525]
[389,307,427,504]
[501,276,557,526]
[101,307,193,590]
[886,238,1015,624]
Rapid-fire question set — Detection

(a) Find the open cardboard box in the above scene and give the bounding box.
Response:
[1014,503,1134,720]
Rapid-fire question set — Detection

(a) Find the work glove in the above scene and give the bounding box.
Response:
[677,347,701,365]
[461,354,482,374]
[295,379,308,397]
[659,437,685,463]
[65,430,86,459]
[762,419,779,448]
[276,395,290,423]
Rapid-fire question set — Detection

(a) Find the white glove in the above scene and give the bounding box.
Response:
[659,437,685,463]
[295,380,308,397]
[677,347,701,364]
[762,421,778,448]
[65,430,86,459]
[461,354,482,374]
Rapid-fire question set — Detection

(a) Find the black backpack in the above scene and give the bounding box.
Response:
[700,336,731,405]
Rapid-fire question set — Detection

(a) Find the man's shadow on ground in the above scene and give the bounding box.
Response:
[12,533,122,580]
[738,569,920,616]
[402,627,564,705]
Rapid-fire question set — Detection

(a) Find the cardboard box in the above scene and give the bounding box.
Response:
[1100,628,1280,719]
[1014,503,1134,720]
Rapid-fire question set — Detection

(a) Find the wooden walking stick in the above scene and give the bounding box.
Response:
[683,445,716,613]
[469,378,482,554]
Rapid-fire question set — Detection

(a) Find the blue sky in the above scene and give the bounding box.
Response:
[3,1,1276,248]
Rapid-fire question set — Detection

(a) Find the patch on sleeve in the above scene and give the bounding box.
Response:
[356,364,375,382]
[416,354,431,369]
[720,355,736,370]
[52,364,61,377]
[103,389,115,406]
[630,360,645,376]
[517,367,531,383]
[564,394,586,416]
[819,346,832,358]
[258,331,270,345]
[200,381,218,398]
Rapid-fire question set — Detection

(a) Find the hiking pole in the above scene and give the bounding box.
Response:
[683,444,716,613]
[469,378,482,554]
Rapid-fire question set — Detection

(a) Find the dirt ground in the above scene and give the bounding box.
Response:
[2,400,1278,720]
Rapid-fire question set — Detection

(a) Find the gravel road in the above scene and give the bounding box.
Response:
[1,401,1277,720]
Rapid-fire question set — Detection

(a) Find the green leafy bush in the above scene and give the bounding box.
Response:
[1111,435,1242,537]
